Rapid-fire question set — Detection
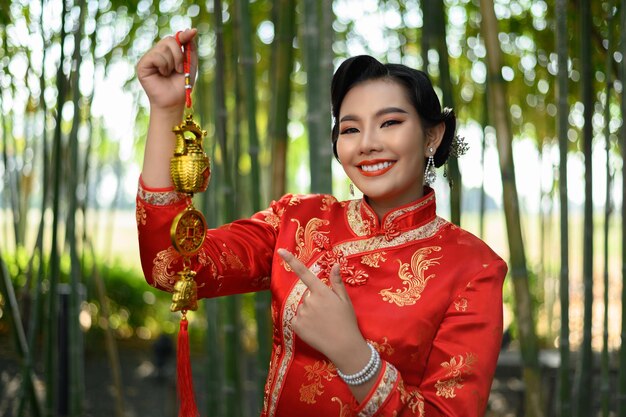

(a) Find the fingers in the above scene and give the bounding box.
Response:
[138,29,197,79]
[277,249,325,293]
[137,37,180,80]
[329,264,349,301]
[176,28,197,46]
[175,28,198,82]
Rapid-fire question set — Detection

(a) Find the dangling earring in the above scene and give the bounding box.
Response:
[424,147,436,186]
[349,182,355,197]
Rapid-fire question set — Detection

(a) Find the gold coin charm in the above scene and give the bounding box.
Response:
[170,206,207,256]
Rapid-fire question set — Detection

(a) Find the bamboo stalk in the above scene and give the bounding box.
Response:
[302,0,332,194]
[555,0,571,414]
[479,1,545,416]
[620,0,626,413]
[45,0,69,412]
[269,0,295,201]
[600,7,614,416]
[431,0,461,225]
[573,0,594,415]
[66,3,87,414]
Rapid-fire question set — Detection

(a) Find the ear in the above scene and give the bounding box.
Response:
[424,122,446,155]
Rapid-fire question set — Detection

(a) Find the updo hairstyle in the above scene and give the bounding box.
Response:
[330,55,456,168]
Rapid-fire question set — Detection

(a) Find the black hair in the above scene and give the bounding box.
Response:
[331,55,456,168]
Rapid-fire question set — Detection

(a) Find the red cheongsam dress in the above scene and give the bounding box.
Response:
[136,177,507,417]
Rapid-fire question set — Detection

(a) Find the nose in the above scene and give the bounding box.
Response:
[358,127,382,155]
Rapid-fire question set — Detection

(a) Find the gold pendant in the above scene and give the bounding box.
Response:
[171,114,211,195]
[170,266,199,312]
[170,205,207,256]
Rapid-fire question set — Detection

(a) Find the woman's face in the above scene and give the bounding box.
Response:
[336,79,436,215]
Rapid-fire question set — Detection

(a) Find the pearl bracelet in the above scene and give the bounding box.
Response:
[337,343,381,386]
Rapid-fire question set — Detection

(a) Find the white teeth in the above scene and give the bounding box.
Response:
[360,161,393,172]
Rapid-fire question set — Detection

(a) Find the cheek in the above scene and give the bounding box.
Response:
[335,139,351,164]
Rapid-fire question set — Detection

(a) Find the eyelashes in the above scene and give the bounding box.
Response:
[339,119,403,135]
[340,127,359,135]
[381,119,401,128]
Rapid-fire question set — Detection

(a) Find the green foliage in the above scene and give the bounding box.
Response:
[0,251,200,344]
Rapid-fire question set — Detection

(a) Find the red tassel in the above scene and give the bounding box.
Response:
[177,315,200,417]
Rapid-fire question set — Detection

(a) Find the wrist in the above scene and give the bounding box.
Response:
[149,104,185,121]
[331,338,370,374]
[336,342,382,386]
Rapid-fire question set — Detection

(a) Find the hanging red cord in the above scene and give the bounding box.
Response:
[172,31,200,417]
[175,31,193,109]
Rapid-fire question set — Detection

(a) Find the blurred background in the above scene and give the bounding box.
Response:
[0,0,623,416]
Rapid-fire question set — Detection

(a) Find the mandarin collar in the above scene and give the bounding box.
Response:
[353,187,437,240]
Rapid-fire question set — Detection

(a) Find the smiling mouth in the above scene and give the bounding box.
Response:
[358,161,395,176]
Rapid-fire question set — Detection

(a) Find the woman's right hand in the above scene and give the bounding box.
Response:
[137,28,198,113]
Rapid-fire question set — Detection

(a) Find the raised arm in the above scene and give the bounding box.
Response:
[136,28,198,187]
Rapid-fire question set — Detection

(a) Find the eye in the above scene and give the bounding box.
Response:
[381,120,401,128]
[340,127,359,135]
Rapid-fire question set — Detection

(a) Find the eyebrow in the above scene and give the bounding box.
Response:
[339,107,409,123]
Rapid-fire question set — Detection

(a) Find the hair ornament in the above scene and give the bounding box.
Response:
[450,134,469,158]
[443,135,468,188]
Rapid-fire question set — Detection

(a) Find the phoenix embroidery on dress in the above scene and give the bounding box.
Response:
[291,218,330,264]
[380,246,442,307]
[152,246,182,291]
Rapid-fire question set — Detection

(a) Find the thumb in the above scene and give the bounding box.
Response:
[329,264,348,300]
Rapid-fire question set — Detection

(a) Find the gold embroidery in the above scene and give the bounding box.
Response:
[136,201,147,227]
[268,281,308,417]
[151,246,181,291]
[380,246,442,307]
[320,194,337,211]
[361,252,387,268]
[435,353,477,399]
[343,265,368,286]
[263,345,282,415]
[287,195,301,206]
[219,244,248,272]
[299,360,336,404]
[369,337,395,356]
[357,363,398,417]
[346,200,374,236]
[137,184,189,206]
[317,249,369,286]
[264,212,280,230]
[284,218,330,271]
[197,248,218,276]
[382,194,434,230]
[454,297,468,312]
[331,397,353,417]
[339,218,447,256]
[397,380,425,415]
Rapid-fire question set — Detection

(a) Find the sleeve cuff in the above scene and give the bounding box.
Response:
[137,175,190,206]
[354,361,399,417]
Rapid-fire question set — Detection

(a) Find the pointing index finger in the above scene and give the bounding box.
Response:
[277,249,325,293]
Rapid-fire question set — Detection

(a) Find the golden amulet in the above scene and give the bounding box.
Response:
[170,114,211,194]
[170,268,199,312]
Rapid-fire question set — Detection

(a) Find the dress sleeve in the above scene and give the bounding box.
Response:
[353,259,507,417]
[136,176,286,298]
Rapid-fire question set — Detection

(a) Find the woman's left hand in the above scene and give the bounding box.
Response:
[277,249,368,366]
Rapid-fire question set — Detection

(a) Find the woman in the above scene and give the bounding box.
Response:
[136,28,506,416]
